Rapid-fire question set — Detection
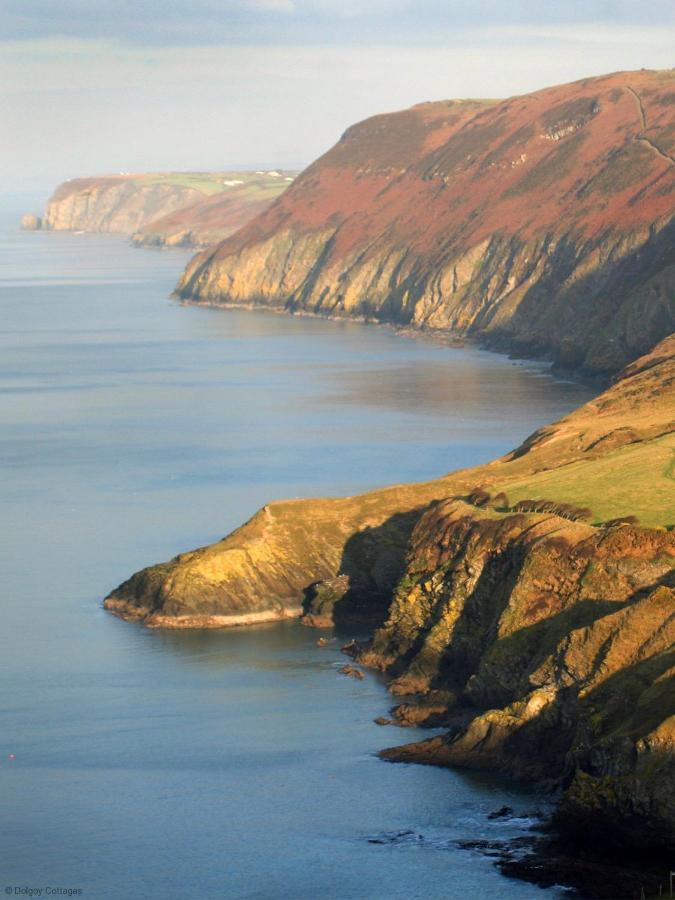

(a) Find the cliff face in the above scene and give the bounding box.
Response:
[43,174,212,234]
[370,503,674,853]
[39,171,293,241]
[178,69,675,375]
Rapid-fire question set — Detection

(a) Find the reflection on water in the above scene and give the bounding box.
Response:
[0,217,584,899]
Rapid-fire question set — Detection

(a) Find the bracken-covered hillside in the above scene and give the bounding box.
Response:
[179,69,675,374]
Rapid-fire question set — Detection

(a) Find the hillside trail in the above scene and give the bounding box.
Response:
[626,85,675,167]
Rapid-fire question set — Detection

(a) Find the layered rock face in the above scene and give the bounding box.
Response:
[369,501,674,852]
[178,69,675,375]
[38,171,293,242]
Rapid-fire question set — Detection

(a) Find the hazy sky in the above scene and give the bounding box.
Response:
[2,1,675,198]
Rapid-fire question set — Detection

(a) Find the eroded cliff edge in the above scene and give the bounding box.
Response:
[177,69,675,375]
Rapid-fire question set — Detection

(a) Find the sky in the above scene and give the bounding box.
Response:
[2,1,675,200]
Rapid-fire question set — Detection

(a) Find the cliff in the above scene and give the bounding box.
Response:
[104,334,674,884]
[177,69,675,375]
[36,171,294,242]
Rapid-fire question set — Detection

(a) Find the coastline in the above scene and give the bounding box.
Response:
[177,293,610,388]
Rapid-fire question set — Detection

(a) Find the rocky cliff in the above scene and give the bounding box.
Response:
[178,69,675,375]
[36,171,293,241]
[370,504,674,852]
[105,334,674,885]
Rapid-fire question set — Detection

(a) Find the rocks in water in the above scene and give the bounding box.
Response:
[374,716,393,726]
[339,665,364,680]
[367,830,422,845]
[102,332,675,887]
[20,213,41,230]
[494,834,672,900]
[390,690,458,728]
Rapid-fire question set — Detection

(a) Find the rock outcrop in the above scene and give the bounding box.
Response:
[177,69,675,375]
[370,503,674,851]
[35,171,294,243]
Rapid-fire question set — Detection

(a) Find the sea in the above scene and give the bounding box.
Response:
[0,206,593,899]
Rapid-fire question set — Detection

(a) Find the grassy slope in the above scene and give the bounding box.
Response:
[501,435,674,527]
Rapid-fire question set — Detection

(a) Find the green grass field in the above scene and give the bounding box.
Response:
[496,434,675,528]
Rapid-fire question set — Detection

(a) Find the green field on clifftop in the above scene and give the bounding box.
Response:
[496,434,675,528]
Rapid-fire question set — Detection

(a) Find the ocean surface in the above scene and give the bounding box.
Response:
[0,210,593,899]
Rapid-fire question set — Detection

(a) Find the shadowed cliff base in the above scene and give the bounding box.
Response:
[176,69,675,377]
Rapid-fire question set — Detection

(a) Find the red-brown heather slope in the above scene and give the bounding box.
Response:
[179,70,675,374]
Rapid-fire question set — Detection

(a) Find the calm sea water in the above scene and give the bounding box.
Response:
[0,211,593,899]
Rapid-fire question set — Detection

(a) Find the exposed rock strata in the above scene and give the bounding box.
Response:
[178,69,675,375]
[369,502,674,852]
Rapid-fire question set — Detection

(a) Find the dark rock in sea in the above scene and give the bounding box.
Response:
[487,806,514,821]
